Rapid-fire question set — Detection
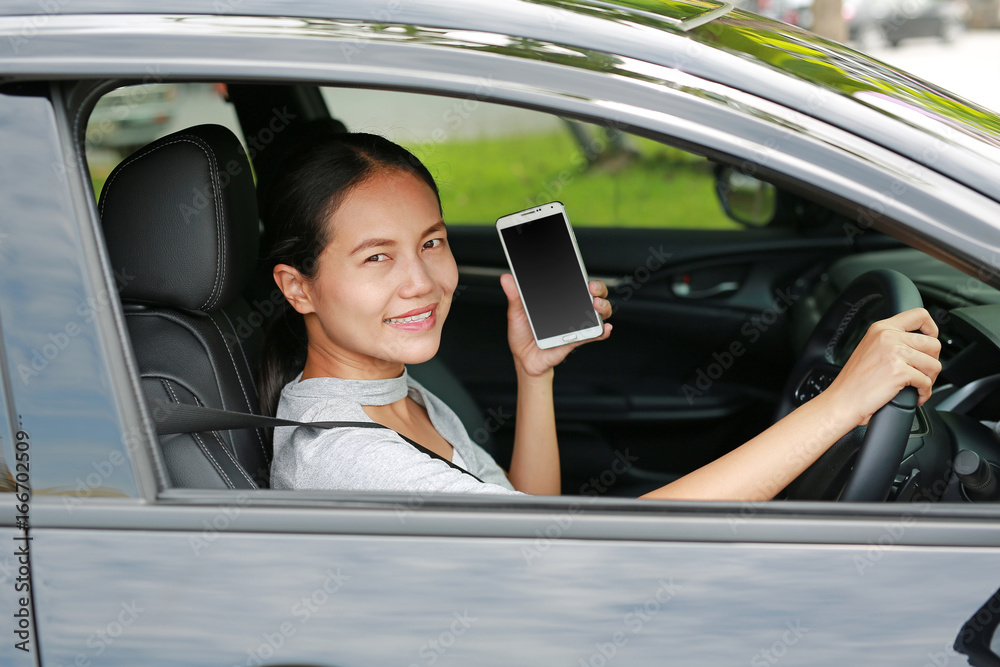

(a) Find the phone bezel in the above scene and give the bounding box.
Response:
[495,201,604,350]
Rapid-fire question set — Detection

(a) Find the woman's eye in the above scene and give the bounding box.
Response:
[365,253,390,263]
[423,238,444,250]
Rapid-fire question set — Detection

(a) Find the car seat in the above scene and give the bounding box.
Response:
[99,124,270,489]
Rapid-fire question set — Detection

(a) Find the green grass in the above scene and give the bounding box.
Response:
[89,129,739,230]
[405,130,739,229]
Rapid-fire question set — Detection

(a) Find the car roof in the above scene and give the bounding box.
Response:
[2,0,999,201]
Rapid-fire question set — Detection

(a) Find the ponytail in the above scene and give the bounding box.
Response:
[258,304,308,416]
[256,133,440,417]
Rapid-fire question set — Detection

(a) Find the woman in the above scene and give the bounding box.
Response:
[260,133,941,500]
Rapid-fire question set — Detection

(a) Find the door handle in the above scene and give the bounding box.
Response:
[671,279,739,299]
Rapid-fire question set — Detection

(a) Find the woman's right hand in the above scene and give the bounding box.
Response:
[822,307,942,427]
[499,273,612,378]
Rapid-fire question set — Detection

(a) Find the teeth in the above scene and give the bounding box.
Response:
[385,310,432,324]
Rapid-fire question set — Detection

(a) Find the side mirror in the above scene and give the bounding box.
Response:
[714,165,778,228]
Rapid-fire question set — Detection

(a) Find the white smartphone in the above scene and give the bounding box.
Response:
[496,201,604,350]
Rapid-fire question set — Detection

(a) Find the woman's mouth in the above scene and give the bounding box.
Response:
[384,306,436,331]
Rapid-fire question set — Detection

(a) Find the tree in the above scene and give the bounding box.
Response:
[811,0,847,41]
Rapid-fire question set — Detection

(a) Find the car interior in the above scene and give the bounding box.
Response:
[81,79,1000,503]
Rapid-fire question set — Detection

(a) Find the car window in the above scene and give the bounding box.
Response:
[320,87,739,229]
[86,84,739,230]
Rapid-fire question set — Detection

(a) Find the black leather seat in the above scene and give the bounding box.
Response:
[100,124,270,489]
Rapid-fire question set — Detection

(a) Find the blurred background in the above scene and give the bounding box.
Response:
[735,0,1000,110]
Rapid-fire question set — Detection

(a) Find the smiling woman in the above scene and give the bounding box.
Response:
[257,131,941,502]
[260,134,547,494]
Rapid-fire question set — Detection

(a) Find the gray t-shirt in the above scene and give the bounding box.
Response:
[270,368,521,495]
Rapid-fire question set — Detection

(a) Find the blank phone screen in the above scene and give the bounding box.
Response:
[501,212,599,340]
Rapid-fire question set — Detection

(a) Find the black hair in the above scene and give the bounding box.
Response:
[257,133,440,417]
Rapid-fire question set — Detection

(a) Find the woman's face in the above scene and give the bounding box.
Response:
[295,168,458,377]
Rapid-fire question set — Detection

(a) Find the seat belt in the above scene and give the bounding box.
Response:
[151,400,484,482]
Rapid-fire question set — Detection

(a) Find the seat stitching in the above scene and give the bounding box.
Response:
[214,310,269,462]
[187,393,254,488]
[160,380,235,489]
[191,432,237,489]
[99,135,224,313]
[199,136,226,312]
[209,430,256,487]
[134,310,268,483]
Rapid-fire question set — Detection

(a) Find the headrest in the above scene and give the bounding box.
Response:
[99,124,259,312]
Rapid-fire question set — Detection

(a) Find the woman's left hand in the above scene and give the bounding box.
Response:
[499,273,613,377]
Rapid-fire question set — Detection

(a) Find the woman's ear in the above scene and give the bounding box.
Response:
[273,264,315,315]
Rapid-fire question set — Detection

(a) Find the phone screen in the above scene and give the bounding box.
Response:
[499,212,600,340]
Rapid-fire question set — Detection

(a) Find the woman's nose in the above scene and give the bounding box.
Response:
[398,256,435,297]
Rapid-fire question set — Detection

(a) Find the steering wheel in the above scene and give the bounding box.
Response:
[779,269,922,502]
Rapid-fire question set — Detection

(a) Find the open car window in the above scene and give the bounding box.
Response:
[319,87,739,229]
[87,83,744,230]
[76,78,1000,510]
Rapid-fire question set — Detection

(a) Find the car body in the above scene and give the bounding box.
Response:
[1,1,1000,665]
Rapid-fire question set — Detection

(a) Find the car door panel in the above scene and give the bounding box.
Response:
[28,500,1000,667]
